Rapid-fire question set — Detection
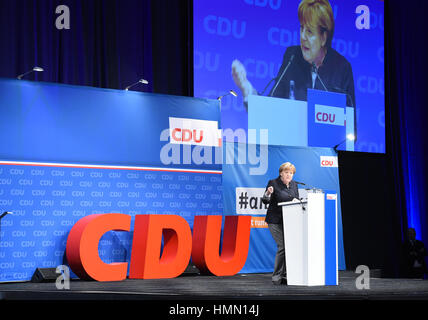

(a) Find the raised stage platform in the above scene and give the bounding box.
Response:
[1,271,428,301]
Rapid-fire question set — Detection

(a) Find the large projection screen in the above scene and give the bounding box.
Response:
[194,0,385,153]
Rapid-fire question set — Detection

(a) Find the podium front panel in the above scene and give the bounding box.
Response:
[248,92,355,150]
[281,202,307,285]
[307,193,325,285]
[248,95,307,146]
[281,192,334,286]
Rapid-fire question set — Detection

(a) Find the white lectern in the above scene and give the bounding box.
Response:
[279,190,338,286]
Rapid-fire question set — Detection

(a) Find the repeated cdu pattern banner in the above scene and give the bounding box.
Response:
[0,163,222,282]
[0,79,223,282]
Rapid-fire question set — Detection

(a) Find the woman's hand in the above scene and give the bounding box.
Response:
[266,186,274,196]
[231,59,256,98]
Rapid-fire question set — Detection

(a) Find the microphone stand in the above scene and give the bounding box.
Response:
[259,77,277,95]
[295,197,307,211]
[312,63,329,92]
[296,181,323,193]
[331,86,357,143]
[270,55,295,97]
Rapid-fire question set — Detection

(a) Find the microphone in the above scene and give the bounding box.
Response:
[269,54,295,97]
[294,180,306,186]
[124,79,149,91]
[295,197,306,211]
[259,77,276,96]
[311,63,328,92]
[294,180,322,192]
[331,86,357,143]
[17,66,44,80]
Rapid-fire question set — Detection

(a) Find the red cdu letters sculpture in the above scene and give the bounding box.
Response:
[66,214,251,281]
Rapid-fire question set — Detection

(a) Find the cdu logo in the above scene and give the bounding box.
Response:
[320,156,338,168]
[315,104,345,126]
[244,0,282,10]
[203,15,246,39]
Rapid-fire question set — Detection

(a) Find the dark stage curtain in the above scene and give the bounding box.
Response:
[151,0,193,96]
[0,0,192,94]
[340,0,428,276]
[0,0,154,91]
[385,0,428,269]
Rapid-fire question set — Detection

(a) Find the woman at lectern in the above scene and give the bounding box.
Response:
[231,0,355,109]
[262,162,299,285]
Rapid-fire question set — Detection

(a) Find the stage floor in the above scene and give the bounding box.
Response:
[1,271,428,301]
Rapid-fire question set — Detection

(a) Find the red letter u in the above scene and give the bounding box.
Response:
[193,130,203,143]
[191,215,251,276]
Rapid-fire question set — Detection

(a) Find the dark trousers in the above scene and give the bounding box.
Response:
[268,223,286,282]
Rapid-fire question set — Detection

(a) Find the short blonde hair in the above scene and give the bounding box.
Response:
[279,162,296,174]
[298,0,335,48]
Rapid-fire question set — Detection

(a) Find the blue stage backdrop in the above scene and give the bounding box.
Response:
[0,78,222,282]
[194,0,385,153]
[222,142,346,273]
[0,78,345,282]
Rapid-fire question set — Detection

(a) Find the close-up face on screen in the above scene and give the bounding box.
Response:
[194,0,384,153]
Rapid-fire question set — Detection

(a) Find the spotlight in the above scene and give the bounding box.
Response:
[217,90,238,101]
[124,79,149,91]
[17,66,44,80]
[229,89,237,97]
[0,211,13,220]
[333,134,356,152]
